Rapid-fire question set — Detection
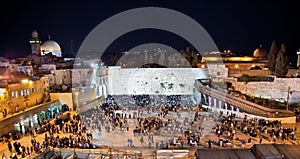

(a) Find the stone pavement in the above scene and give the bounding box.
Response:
[1,110,300,158]
[0,111,77,159]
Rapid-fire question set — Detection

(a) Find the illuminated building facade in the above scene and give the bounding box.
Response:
[199,48,268,78]
[0,75,49,118]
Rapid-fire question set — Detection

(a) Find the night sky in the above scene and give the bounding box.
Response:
[0,1,299,65]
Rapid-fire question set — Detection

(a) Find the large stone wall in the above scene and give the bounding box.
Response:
[229,77,300,103]
[107,67,208,95]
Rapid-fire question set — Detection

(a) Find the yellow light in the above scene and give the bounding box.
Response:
[29,80,33,85]
[201,64,205,68]
[251,64,256,68]
[202,57,222,62]
[227,57,255,61]
[21,79,29,84]
[235,64,239,69]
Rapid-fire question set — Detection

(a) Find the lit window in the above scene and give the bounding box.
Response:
[11,92,14,98]
[0,89,4,96]
[27,89,30,95]
[235,64,239,69]
[15,91,18,98]
[21,90,23,96]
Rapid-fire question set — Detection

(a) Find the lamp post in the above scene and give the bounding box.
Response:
[287,86,290,110]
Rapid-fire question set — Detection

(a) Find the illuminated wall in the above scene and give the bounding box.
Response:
[50,93,73,110]
[2,76,49,114]
[201,56,256,63]
[107,66,208,95]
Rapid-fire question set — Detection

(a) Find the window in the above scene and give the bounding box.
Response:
[21,90,27,96]
[0,89,4,96]
[32,88,35,93]
[217,72,221,76]
[27,89,30,95]
[15,91,18,98]
[11,92,14,98]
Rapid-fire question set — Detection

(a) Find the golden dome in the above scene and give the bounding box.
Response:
[253,46,267,58]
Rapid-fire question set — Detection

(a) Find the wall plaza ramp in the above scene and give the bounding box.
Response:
[198,86,295,120]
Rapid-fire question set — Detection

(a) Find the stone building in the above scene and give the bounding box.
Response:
[199,46,269,78]
[0,74,49,118]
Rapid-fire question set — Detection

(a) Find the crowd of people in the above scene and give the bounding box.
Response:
[2,94,299,158]
[104,95,195,108]
[212,114,298,148]
[2,111,101,159]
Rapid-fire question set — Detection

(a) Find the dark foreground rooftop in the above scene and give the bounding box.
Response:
[197,144,300,159]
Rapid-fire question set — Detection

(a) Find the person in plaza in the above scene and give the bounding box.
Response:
[208,139,212,149]
[7,141,12,152]
[2,153,6,159]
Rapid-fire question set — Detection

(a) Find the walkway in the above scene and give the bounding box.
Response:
[199,86,294,118]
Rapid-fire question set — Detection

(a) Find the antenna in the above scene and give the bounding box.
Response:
[70,40,75,55]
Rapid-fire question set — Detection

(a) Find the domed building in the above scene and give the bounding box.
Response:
[40,37,62,57]
[29,31,62,57]
[253,45,268,59]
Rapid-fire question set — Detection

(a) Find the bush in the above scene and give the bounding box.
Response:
[238,74,274,82]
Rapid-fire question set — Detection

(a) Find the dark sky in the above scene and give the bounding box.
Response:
[0,1,299,65]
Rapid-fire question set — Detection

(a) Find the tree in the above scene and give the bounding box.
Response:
[275,43,289,77]
[180,47,199,67]
[267,41,278,73]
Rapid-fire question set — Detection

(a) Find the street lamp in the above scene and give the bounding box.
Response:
[287,86,290,110]
[287,86,298,111]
